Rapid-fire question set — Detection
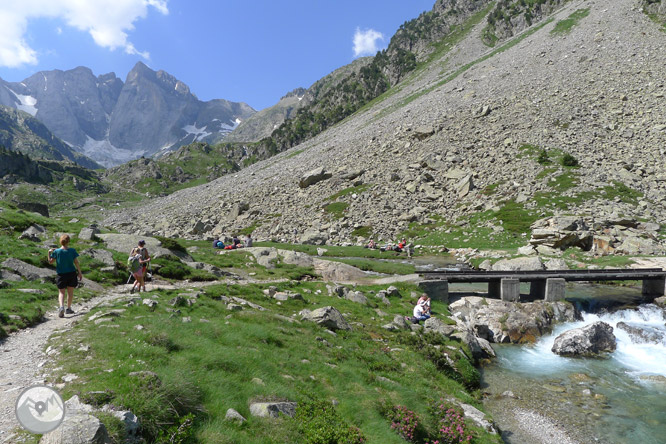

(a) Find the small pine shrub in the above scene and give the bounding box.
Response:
[537,149,550,165]
[295,400,366,444]
[561,153,579,167]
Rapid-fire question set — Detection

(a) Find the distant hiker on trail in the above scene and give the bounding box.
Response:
[48,234,82,318]
[130,240,150,292]
[244,233,253,248]
[128,253,145,294]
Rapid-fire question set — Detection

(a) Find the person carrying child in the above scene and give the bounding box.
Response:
[48,234,83,318]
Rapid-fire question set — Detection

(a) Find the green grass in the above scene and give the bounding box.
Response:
[325,257,416,275]
[550,8,590,35]
[46,279,500,444]
[326,184,371,201]
[323,201,349,219]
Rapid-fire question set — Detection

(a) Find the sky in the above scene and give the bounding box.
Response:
[0,0,435,111]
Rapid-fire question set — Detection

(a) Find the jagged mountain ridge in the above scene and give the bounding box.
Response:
[0,105,100,169]
[0,63,256,168]
[105,0,666,247]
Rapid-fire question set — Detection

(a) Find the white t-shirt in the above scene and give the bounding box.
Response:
[413,304,425,318]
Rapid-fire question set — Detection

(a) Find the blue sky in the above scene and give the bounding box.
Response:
[0,1,434,110]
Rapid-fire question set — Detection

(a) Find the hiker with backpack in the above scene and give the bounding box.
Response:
[129,240,151,293]
[48,234,83,318]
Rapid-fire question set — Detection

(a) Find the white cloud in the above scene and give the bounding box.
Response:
[352,27,385,57]
[0,0,168,68]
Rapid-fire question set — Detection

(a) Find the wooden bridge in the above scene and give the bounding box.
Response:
[417,268,666,302]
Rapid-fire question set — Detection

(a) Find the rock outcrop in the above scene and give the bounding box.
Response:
[300,306,352,331]
[551,321,617,357]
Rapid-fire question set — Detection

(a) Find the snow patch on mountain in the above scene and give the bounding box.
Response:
[81,136,145,168]
[9,89,38,116]
[183,124,212,141]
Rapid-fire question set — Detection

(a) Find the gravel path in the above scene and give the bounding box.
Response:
[0,289,133,443]
[511,408,580,444]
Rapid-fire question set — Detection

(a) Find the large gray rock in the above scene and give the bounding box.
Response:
[300,306,351,331]
[245,247,279,268]
[449,296,580,344]
[82,249,115,267]
[616,321,665,345]
[2,258,55,282]
[78,226,100,241]
[19,224,46,241]
[298,167,332,188]
[423,317,456,337]
[40,414,110,444]
[452,328,495,361]
[96,234,192,261]
[300,229,329,245]
[551,322,617,357]
[491,256,544,271]
[313,259,366,282]
[249,402,297,418]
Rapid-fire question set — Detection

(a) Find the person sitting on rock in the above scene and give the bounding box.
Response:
[417,294,431,315]
[366,239,376,249]
[412,300,431,323]
[232,235,242,248]
[244,233,253,248]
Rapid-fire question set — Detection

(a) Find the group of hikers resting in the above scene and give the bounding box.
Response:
[366,237,413,257]
[212,234,253,250]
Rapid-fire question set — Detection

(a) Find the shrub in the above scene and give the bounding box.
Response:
[561,153,579,167]
[295,400,366,444]
[383,405,427,443]
[537,149,550,165]
[428,400,473,444]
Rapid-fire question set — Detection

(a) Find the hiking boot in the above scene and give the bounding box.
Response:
[130,287,135,294]
[58,307,65,318]
[65,308,75,315]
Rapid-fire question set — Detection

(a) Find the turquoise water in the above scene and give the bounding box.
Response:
[479,284,666,444]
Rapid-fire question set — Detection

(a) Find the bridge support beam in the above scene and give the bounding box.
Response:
[418,280,449,303]
[488,280,501,299]
[500,278,520,302]
[529,280,546,299]
[545,278,566,302]
[642,278,665,298]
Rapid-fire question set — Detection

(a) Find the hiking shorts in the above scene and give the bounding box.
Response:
[56,271,78,289]
[132,268,144,280]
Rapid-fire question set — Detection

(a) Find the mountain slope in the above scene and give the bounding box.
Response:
[0,64,255,167]
[105,0,666,249]
[0,105,101,169]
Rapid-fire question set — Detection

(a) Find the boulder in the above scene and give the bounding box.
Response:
[40,413,110,444]
[2,258,55,282]
[345,291,368,305]
[0,269,22,281]
[300,306,351,331]
[423,317,456,337]
[245,247,279,268]
[225,408,247,423]
[452,328,495,361]
[300,229,329,245]
[16,201,49,217]
[551,322,616,357]
[280,250,315,268]
[298,167,332,188]
[249,402,297,418]
[82,249,115,267]
[412,125,435,140]
[491,256,544,271]
[654,296,666,308]
[449,297,580,344]
[78,226,100,241]
[313,259,366,282]
[616,321,665,345]
[19,224,46,241]
[97,234,192,262]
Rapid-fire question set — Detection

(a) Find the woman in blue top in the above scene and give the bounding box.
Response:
[48,234,82,318]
